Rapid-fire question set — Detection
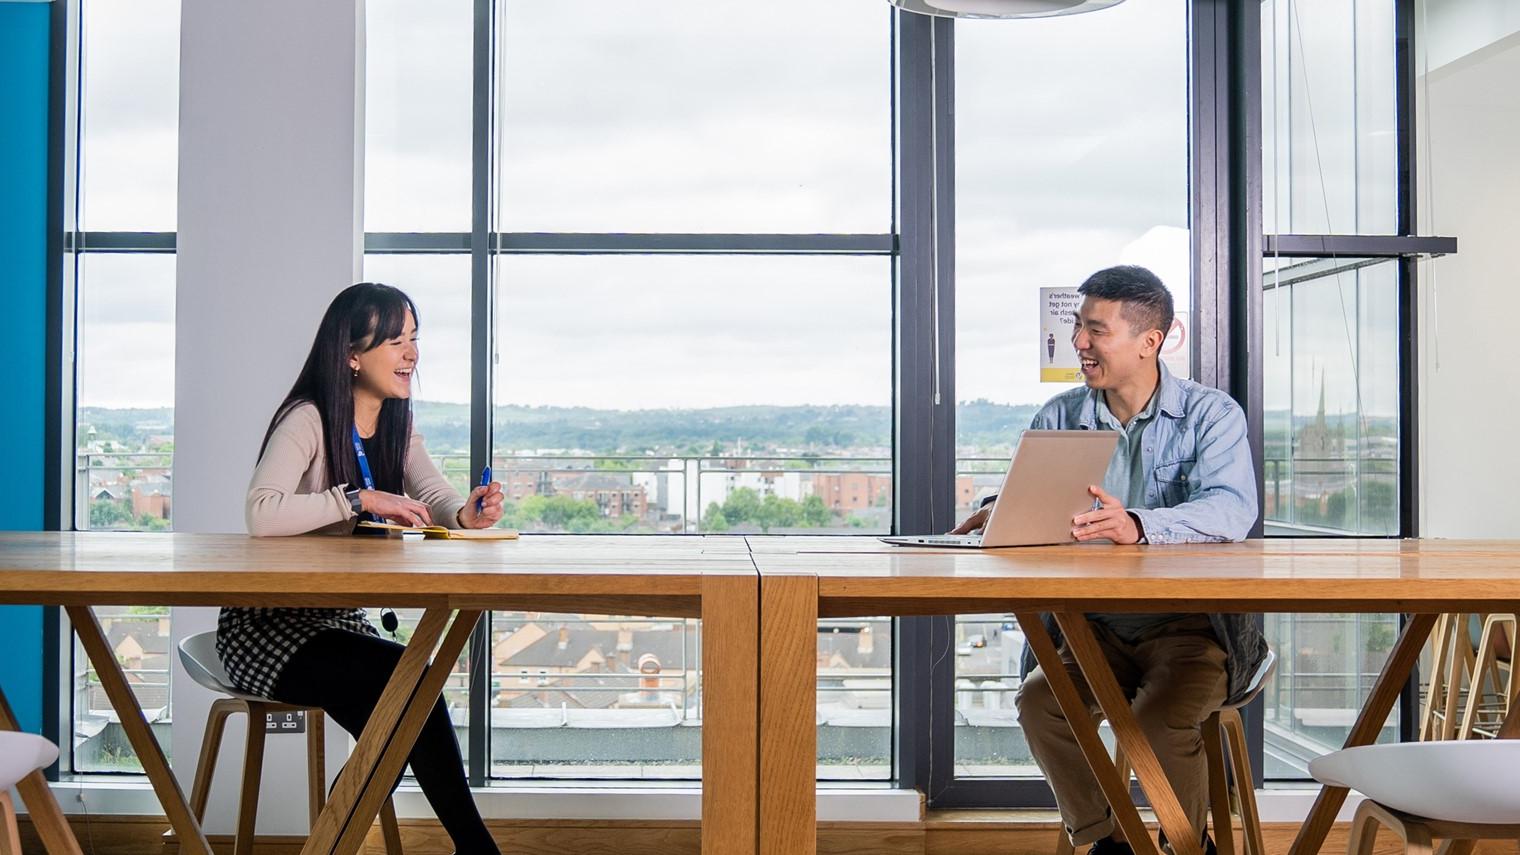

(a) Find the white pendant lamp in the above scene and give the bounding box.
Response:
[888,0,1125,19]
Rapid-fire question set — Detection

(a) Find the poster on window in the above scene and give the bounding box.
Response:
[1039,288,1083,383]
[1040,286,1192,383]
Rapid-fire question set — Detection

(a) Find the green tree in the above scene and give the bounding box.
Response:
[801,495,831,527]
[722,488,761,524]
[703,502,730,533]
[137,514,171,532]
[755,494,801,533]
[90,499,131,529]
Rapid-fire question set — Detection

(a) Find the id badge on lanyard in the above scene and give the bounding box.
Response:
[351,425,378,524]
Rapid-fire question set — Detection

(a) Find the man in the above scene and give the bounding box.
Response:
[953,265,1265,855]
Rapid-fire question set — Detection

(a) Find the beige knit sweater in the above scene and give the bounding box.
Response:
[245,401,467,537]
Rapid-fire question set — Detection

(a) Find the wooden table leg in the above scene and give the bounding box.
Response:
[0,682,83,855]
[331,610,482,855]
[1288,612,1438,855]
[758,573,817,855]
[1016,613,1162,855]
[300,607,450,855]
[1054,612,1201,855]
[701,575,759,855]
[66,606,211,855]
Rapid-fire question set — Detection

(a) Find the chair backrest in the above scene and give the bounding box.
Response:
[1223,648,1278,711]
[178,630,238,695]
[0,732,61,790]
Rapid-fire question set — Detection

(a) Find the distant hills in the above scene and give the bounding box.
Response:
[78,401,1398,458]
[78,401,1046,455]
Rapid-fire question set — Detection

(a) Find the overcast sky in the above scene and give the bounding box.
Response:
[75,0,1396,425]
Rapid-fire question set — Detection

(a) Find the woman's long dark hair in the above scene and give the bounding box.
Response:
[259,283,419,494]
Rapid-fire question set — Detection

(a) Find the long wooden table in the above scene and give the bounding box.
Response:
[748,536,1520,855]
[0,532,760,855]
[8,533,1519,855]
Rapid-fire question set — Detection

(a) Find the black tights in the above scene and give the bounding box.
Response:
[272,628,498,855]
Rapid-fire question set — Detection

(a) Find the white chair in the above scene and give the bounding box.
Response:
[178,631,402,855]
[0,732,61,855]
[1055,649,1277,855]
[1310,740,1520,855]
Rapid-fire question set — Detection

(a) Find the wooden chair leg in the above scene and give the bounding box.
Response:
[1219,711,1263,855]
[1346,801,1382,855]
[1459,618,1502,739]
[307,709,326,827]
[1436,840,1477,855]
[234,702,268,855]
[1422,614,1453,741]
[1404,822,1436,855]
[1440,617,1476,741]
[1202,712,1236,855]
[0,791,24,855]
[190,698,241,822]
[379,797,404,855]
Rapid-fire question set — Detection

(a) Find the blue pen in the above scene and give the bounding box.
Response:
[476,465,492,513]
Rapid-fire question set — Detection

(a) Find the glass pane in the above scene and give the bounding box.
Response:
[952,614,1038,777]
[1262,613,1399,778]
[487,255,892,781]
[1262,257,1399,536]
[496,0,891,232]
[1261,0,1397,235]
[955,0,1193,528]
[953,0,1190,777]
[492,255,891,536]
[76,254,176,532]
[72,607,172,772]
[362,254,473,484]
[79,0,181,230]
[488,613,701,780]
[364,0,473,231]
[1262,256,1401,778]
[818,617,892,781]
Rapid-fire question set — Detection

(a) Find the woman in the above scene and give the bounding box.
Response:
[219,283,505,855]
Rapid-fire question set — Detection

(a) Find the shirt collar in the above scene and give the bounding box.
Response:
[1078,361,1185,429]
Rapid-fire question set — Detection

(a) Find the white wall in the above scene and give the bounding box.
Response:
[1421,0,1520,72]
[172,0,364,834]
[1417,26,1520,538]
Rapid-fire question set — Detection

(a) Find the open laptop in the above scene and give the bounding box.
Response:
[881,430,1120,549]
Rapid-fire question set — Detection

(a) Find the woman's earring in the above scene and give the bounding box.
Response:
[352,367,359,378]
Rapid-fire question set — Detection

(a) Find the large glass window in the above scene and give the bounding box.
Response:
[497,1,890,233]
[364,0,472,232]
[1259,0,1406,781]
[951,0,1191,778]
[1261,0,1397,236]
[69,0,182,773]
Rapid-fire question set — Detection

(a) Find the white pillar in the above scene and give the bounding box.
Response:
[172,0,365,834]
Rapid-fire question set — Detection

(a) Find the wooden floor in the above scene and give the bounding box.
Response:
[20,814,1520,855]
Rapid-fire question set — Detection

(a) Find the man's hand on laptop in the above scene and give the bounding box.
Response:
[949,506,991,535]
[1071,485,1142,544]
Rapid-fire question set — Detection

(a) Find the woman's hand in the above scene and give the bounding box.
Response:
[455,482,505,529]
[360,490,433,527]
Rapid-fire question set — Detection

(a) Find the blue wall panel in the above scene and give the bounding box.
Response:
[0,1,54,735]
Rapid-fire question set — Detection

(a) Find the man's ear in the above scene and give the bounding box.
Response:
[1142,327,1166,358]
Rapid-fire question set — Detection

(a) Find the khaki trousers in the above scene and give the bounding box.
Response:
[1014,617,1229,847]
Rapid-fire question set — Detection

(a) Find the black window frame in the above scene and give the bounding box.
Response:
[43,0,1439,801]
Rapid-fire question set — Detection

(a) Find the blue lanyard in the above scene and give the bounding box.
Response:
[351,425,376,491]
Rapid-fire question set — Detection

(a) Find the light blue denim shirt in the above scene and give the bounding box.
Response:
[1019,361,1269,702]
[1028,360,1258,544]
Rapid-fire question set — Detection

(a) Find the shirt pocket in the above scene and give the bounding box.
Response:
[1152,458,1197,507]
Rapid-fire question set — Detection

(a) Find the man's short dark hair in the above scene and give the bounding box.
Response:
[1077,265,1174,336]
